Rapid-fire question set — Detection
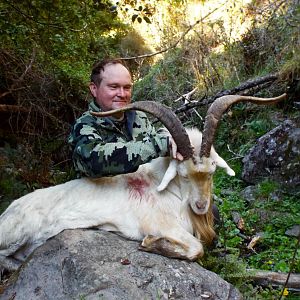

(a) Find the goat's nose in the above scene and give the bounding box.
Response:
[196,200,207,210]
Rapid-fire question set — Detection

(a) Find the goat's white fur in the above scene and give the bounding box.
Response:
[157,130,235,191]
[0,128,234,270]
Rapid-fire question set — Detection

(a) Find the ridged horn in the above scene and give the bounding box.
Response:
[200,93,287,158]
[90,101,194,160]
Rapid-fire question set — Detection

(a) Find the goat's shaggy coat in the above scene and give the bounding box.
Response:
[0,128,234,271]
[0,93,286,272]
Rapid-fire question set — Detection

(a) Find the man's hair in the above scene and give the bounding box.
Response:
[90,59,131,86]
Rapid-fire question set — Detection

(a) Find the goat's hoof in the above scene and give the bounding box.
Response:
[187,251,204,261]
[140,235,190,260]
[0,256,22,275]
[140,235,156,247]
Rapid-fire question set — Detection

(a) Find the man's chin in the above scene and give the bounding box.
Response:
[112,102,129,110]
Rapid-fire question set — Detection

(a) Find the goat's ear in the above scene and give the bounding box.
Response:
[157,160,178,192]
[210,148,235,176]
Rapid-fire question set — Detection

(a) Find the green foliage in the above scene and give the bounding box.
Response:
[0,144,35,212]
[133,48,196,105]
[0,0,129,83]
[201,248,289,299]
[247,233,299,273]
[119,30,154,77]
[0,176,28,213]
[246,189,300,274]
[111,0,156,24]
[280,47,300,79]
[242,285,286,300]
[0,0,133,210]
[244,119,271,137]
[257,180,279,197]
[0,140,75,214]
[212,155,299,288]
[212,103,279,163]
[211,167,300,298]
[238,1,299,79]
[201,252,249,287]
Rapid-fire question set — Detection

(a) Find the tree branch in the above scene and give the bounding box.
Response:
[17,47,36,83]
[0,48,36,99]
[248,269,300,289]
[0,104,30,113]
[174,87,198,103]
[0,104,69,129]
[175,73,279,114]
[119,5,225,61]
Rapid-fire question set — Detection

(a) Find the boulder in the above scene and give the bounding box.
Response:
[1,229,241,300]
[242,117,300,192]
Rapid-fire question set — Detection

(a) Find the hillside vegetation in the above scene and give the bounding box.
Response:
[0,0,299,298]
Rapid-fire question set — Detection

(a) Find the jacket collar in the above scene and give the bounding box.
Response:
[88,101,136,135]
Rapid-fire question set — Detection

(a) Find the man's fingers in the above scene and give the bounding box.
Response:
[176,152,184,161]
[170,137,184,161]
[170,138,177,159]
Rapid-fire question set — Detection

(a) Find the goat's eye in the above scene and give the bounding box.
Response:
[211,161,216,166]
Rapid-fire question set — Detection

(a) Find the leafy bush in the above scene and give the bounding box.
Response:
[133,48,196,105]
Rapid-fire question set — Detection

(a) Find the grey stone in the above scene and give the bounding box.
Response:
[232,211,242,224]
[1,229,242,300]
[242,117,300,192]
[240,186,257,204]
[285,225,300,237]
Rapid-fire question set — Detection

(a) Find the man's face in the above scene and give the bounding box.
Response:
[89,63,133,118]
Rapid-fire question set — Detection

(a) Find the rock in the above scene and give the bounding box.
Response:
[231,211,242,224]
[1,229,242,300]
[240,186,257,204]
[285,225,300,237]
[269,192,281,202]
[242,117,300,192]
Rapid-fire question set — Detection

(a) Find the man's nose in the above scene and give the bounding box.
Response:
[117,87,125,97]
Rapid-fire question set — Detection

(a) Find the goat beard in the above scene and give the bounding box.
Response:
[188,203,215,245]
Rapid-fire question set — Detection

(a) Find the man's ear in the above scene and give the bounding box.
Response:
[89,82,97,97]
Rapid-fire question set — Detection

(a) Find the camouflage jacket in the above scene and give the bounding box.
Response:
[68,101,170,177]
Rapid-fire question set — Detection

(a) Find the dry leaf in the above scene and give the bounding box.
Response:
[237,218,245,231]
[120,258,131,265]
[247,236,261,251]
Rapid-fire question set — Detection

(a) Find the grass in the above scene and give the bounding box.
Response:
[205,160,300,299]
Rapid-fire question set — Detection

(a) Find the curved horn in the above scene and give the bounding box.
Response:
[90,101,194,160]
[200,93,287,158]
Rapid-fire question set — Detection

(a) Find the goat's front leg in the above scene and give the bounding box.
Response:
[139,229,204,261]
[0,255,22,275]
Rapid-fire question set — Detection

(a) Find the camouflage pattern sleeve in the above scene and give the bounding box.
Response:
[68,108,170,178]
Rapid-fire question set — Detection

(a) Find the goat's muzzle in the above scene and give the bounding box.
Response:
[195,200,208,211]
[191,199,209,215]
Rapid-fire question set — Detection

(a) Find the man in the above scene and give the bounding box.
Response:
[68,58,221,225]
[68,59,183,177]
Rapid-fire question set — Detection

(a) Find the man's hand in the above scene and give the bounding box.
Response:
[169,137,184,161]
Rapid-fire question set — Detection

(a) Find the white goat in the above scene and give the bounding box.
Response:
[0,94,286,272]
[0,128,232,271]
